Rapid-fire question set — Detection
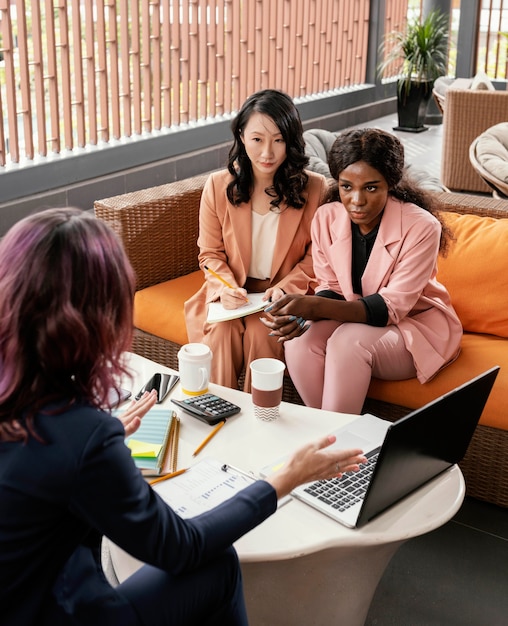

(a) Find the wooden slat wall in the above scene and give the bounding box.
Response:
[11,0,504,168]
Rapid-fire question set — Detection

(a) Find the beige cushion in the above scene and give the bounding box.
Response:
[474,122,508,183]
[471,70,495,91]
[432,76,454,97]
[303,129,338,178]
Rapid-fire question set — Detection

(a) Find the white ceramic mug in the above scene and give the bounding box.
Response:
[250,358,286,421]
[178,343,213,395]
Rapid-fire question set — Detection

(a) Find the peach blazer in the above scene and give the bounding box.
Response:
[185,169,328,341]
[312,196,463,383]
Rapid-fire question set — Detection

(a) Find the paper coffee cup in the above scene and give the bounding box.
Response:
[250,358,285,421]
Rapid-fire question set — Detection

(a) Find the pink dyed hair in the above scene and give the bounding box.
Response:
[0,207,135,440]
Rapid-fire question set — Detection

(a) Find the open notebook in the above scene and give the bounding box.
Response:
[206,293,267,323]
[290,367,499,528]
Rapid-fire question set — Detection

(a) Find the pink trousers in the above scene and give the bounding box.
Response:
[202,313,284,392]
[284,320,416,414]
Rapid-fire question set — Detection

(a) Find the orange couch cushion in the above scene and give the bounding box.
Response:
[367,333,507,430]
[437,212,508,337]
[134,271,204,346]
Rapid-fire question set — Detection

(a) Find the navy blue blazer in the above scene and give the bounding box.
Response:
[0,403,277,625]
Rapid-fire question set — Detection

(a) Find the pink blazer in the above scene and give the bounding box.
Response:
[312,196,462,383]
[185,169,328,341]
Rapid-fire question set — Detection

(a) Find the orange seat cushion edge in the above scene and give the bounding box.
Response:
[367,333,507,430]
[134,271,204,347]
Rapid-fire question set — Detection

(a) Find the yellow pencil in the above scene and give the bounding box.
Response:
[157,411,176,475]
[192,420,226,456]
[204,266,249,302]
[204,265,236,289]
[170,417,180,473]
[149,467,187,485]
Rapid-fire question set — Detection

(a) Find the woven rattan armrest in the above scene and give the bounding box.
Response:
[94,173,210,290]
[441,88,508,194]
[432,88,445,115]
[433,191,508,218]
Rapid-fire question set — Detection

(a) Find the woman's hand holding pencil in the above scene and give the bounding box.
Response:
[204,265,249,306]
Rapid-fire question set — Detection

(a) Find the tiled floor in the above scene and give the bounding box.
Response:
[350,115,508,626]
[350,112,444,183]
[365,497,508,625]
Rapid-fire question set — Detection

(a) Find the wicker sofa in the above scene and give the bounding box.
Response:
[95,177,508,508]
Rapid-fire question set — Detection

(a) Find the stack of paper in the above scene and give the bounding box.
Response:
[153,458,255,518]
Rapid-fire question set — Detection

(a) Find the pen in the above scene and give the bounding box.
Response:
[149,467,188,485]
[221,463,291,506]
[221,463,256,481]
[204,266,249,302]
[192,420,226,456]
[222,464,293,508]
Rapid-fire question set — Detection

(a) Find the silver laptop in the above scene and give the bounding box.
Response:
[292,367,499,528]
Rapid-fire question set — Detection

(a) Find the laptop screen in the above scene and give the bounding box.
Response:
[356,366,499,526]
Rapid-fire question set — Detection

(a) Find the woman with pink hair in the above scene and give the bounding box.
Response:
[0,207,365,625]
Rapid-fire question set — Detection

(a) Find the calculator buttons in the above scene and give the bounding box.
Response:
[171,394,241,424]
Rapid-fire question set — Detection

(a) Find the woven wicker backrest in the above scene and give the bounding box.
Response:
[94,173,210,290]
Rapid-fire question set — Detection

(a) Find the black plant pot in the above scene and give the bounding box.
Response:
[393,80,434,133]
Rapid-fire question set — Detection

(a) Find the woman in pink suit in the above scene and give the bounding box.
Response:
[261,128,462,414]
[185,89,328,391]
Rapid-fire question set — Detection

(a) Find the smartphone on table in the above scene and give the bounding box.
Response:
[107,387,132,408]
[135,373,180,403]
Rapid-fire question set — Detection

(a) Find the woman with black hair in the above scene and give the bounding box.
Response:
[262,128,462,413]
[185,89,328,391]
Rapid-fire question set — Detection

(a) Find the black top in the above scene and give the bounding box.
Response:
[316,221,389,327]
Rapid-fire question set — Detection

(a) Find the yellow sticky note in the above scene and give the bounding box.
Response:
[127,439,162,458]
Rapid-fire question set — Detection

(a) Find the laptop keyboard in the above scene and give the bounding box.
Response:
[303,448,380,512]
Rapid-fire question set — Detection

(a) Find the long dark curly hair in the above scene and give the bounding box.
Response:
[326,128,452,253]
[226,89,309,210]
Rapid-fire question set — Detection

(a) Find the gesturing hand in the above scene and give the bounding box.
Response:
[117,389,157,437]
[266,434,367,500]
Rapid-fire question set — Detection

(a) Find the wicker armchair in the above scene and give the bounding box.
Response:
[469,122,508,199]
[441,84,508,193]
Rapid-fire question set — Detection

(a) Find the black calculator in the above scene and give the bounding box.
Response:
[171,394,241,425]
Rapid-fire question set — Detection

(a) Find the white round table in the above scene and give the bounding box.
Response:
[107,353,465,626]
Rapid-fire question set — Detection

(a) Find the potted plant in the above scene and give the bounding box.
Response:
[378,10,449,132]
